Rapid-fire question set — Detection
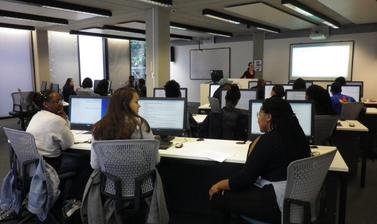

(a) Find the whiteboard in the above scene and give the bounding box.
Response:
[190,48,230,80]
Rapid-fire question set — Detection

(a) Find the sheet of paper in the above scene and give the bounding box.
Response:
[198,150,235,162]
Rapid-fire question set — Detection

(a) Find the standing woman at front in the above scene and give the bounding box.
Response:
[209,97,310,223]
[62,78,76,102]
[240,62,255,79]
[91,87,154,169]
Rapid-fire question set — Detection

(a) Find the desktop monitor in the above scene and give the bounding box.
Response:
[248,100,314,140]
[93,79,101,90]
[138,98,187,136]
[153,88,188,98]
[50,83,59,92]
[221,89,257,110]
[327,84,361,102]
[285,90,306,100]
[264,84,293,99]
[248,100,263,140]
[249,81,272,89]
[346,81,363,97]
[40,81,47,91]
[209,84,220,97]
[288,100,314,139]
[69,96,110,130]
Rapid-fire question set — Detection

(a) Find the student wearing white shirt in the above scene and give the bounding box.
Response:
[27,90,90,199]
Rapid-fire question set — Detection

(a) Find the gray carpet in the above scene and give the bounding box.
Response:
[0,118,376,223]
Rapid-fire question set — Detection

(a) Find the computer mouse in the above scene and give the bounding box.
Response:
[174,143,183,148]
[349,122,355,127]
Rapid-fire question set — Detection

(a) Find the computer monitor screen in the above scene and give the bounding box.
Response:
[93,79,101,90]
[288,101,314,138]
[221,89,256,110]
[138,98,186,136]
[69,96,110,130]
[248,100,263,139]
[346,81,363,97]
[50,83,59,92]
[327,84,361,102]
[210,84,220,97]
[285,90,306,100]
[264,84,293,99]
[153,88,188,98]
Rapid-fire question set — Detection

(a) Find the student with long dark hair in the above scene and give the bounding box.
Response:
[62,78,76,102]
[271,84,285,98]
[91,87,154,169]
[94,79,109,96]
[306,84,335,115]
[209,97,310,223]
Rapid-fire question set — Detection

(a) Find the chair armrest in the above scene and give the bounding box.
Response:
[134,170,156,210]
[283,198,311,224]
[100,171,123,213]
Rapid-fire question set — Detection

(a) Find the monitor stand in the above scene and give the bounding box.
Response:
[155,135,174,150]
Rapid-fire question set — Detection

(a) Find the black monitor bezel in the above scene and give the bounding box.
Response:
[285,90,307,100]
[138,97,187,136]
[153,87,188,98]
[327,84,361,102]
[69,95,111,130]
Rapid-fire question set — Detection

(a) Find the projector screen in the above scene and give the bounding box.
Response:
[289,41,354,80]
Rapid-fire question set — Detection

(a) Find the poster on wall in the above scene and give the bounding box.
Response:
[254,59,263,72]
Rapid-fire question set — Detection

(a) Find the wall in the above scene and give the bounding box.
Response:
[170,41,253,102]
[172,32,377,102]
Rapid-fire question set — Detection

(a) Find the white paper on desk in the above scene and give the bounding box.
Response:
[198,150,235,162]
[74,134,92,143]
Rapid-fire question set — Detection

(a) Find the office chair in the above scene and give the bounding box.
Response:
[92,139,159,223]
[8,92,38,130]
[340,102,364,120]
[242,150,336,224]
[313,115,339,145]
[2,128,76,223]
[206,111,248,141]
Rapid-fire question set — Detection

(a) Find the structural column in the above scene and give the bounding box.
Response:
[32,29,50,91]
[145,7,170,96]
[253,31,265,79]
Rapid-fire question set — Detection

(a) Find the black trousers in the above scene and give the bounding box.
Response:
[44,153,92,200]
[210,184,281,224]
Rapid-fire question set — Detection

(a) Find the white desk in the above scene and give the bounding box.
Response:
[366,107,377,115]
[193,114,207,124]
[336,120,368,132]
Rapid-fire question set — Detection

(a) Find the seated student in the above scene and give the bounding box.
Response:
[251,78,266,100]
[136,78,147,97]
[292,78,306,90]
[77,77,96,96]
[271,84,285,98]
[91,87,155,169]
[94,79,109,96]
[164,80,198,137]
[125,75,135,88]
[334,76,346,86]
[26,90,89,198]
[306,85,335,115]
[62,78,76,102]
[208,97,310,223]
[199,84,248,141]
[330,82,356,114]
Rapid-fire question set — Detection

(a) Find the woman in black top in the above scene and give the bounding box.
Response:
[240,62,255,79]
[306,84,335,115]
[209,97,310,223]
[62,78,76,102]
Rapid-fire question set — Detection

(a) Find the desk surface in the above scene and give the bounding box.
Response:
[198,103,210,110]
[366,107,377,115]
[336,120,368,132]
[69,133,348,173]
[363,99,377,105]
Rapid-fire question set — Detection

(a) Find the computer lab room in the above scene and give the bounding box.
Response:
[0,0,377,224]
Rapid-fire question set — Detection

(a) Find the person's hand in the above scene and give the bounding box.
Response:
[209,183,222,200]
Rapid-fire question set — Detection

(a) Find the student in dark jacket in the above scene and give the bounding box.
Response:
[271,84,285,98]
[251,79,266,100]
[209,97,310,224]
[292,78,306,90]
[62,78,76,102]
[306,85,335,115]
[200,84,248,141]
[94,79,109,96]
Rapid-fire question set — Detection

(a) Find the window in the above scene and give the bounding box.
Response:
[78,35,105,83]
[130,40,146,80]
[289,41,354,80]
[0,28,34,117]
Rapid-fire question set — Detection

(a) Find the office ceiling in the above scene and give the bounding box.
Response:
[0,0,376,40]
